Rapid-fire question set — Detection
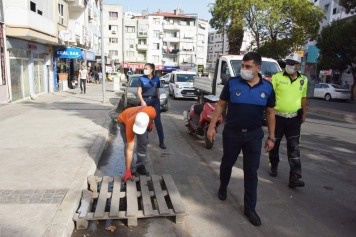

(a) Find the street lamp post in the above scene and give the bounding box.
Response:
[100,0,106,103]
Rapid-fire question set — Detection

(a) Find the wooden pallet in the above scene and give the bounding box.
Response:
[73,174,186,229]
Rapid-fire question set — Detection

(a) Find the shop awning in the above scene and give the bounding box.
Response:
[54,47,83,59]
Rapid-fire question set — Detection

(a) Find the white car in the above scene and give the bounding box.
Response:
[168,71,197,99]
[160,73,171,84]
[314,83,351,101]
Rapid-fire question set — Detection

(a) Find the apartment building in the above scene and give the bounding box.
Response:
[103,4,123,71]
[303,0,356,84]
[121,8,209,76]
[206,30,253,71]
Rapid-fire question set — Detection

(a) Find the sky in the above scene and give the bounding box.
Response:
[103,0,214,23]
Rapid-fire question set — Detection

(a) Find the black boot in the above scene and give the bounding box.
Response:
[288,175,305,188]
[159,142,166,149]
[244,210,261,226]
[218,186,227,201]
[136,166,150,176]
[269,166,278,177]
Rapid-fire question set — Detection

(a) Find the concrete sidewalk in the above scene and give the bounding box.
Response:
[307,105,356,122]
[0,82,122,237]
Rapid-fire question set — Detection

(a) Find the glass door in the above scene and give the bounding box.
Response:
[23,60,30,97]
[38,60,45,93]
[33,61,40,94]
[10,59,23,101]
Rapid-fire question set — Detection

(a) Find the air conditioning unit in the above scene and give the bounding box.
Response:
[130,44,134,48]
[202,41,205,44]
[112,31,116,34]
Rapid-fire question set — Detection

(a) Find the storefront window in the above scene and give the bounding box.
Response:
[8,50,18,57]
[19,50,28,58]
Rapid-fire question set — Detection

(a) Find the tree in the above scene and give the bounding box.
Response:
[256,38,292,59]
[245,0,325,58]
[316,18,356,100]
[337,0,356,13]
[209,0,246,54]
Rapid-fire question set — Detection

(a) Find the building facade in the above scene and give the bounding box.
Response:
[1,0,103,103]
[121,8,209,76]
[206,30,253,71]
[103,4,123,72]
[303,0,356,85]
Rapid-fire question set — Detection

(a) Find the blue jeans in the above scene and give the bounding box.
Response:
[144,97,164,143]
[99,77,103,84]
[220,127,264,210]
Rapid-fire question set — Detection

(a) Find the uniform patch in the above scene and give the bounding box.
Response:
[260,92,266,98]
[236,89,242,96]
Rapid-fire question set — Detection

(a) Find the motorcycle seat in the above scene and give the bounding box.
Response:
[193,104,203,116]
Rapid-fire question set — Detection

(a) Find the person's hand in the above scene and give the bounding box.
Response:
[147,123,154,132]
[141,101,147,106]
[301,114,306,124]
[207,125,216,143]
[122,169,134,183]
[264,140,274,152]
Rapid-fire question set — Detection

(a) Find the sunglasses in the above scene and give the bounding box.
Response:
[286,63,297,66]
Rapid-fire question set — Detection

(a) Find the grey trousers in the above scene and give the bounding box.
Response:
[118,122,148,172]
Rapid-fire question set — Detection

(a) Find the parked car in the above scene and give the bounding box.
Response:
[160,73,171,84]
[122,74,169,112]
[314,83,351,101]
[168,71,198,99]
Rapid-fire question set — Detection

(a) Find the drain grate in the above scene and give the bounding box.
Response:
[73,174,186,229]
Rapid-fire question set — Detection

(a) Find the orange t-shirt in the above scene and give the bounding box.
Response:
[118,106,156,143]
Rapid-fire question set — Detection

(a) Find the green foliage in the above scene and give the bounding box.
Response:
[316,18,356,99]
[256,38,292,59]
[209,0,246,54]
[245,0,325,58]
[57,61,69,73]
[210,0,325,59]
[337,0,356,14]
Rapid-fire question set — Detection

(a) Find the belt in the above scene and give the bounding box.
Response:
[226,123,259,133]
[143,96,157,99]
[275,111,298,118]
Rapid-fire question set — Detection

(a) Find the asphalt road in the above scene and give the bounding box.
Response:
[72,93,356,237]
[308,98,356,114]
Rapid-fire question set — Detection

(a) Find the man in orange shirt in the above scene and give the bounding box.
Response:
[118,106,156,182]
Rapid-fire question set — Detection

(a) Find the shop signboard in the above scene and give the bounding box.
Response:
[122,63,163,71]
[54,47,83,59]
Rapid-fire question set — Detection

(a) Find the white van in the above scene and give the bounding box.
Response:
[168,71,198,99]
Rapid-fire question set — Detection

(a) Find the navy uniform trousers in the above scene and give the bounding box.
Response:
[220,127,264,211]
[143,97,164,143]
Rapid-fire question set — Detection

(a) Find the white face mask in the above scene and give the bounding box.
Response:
[143,69,150,76]
[286,65,296,74]
[240,69,254,81]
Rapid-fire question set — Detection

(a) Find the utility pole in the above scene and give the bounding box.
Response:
[100,0,106,103]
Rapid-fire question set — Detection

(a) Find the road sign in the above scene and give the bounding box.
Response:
[127,71,132,76]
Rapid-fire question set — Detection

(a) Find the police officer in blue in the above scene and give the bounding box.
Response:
[207,52,276,226]
[137,63,166,156]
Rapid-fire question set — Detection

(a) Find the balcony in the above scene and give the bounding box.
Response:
[137,44,148,51]
[163,24,181,31]
[162,37,180,43]
[162,49,180,55]
[5,8,56,37]
[138,31,148,38]
[68,0,86,12]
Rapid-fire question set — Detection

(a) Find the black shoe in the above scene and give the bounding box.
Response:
[136,166,149,176]
[269,167,277,177]
[244,210,261,226]
[288,178,305,188]
[159,143,166,149]
[218,186,227,201]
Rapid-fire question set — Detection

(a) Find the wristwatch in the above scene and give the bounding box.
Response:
[268,137,276,143]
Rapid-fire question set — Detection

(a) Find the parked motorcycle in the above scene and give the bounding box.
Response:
[183,95,223,149]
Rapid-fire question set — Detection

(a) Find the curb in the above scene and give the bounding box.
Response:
[43,113,115,237]
[307,107,356,122]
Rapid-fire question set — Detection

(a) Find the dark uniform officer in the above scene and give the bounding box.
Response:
[269,53,308,188]
[137,63,166,150]
[207,52,276,226]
